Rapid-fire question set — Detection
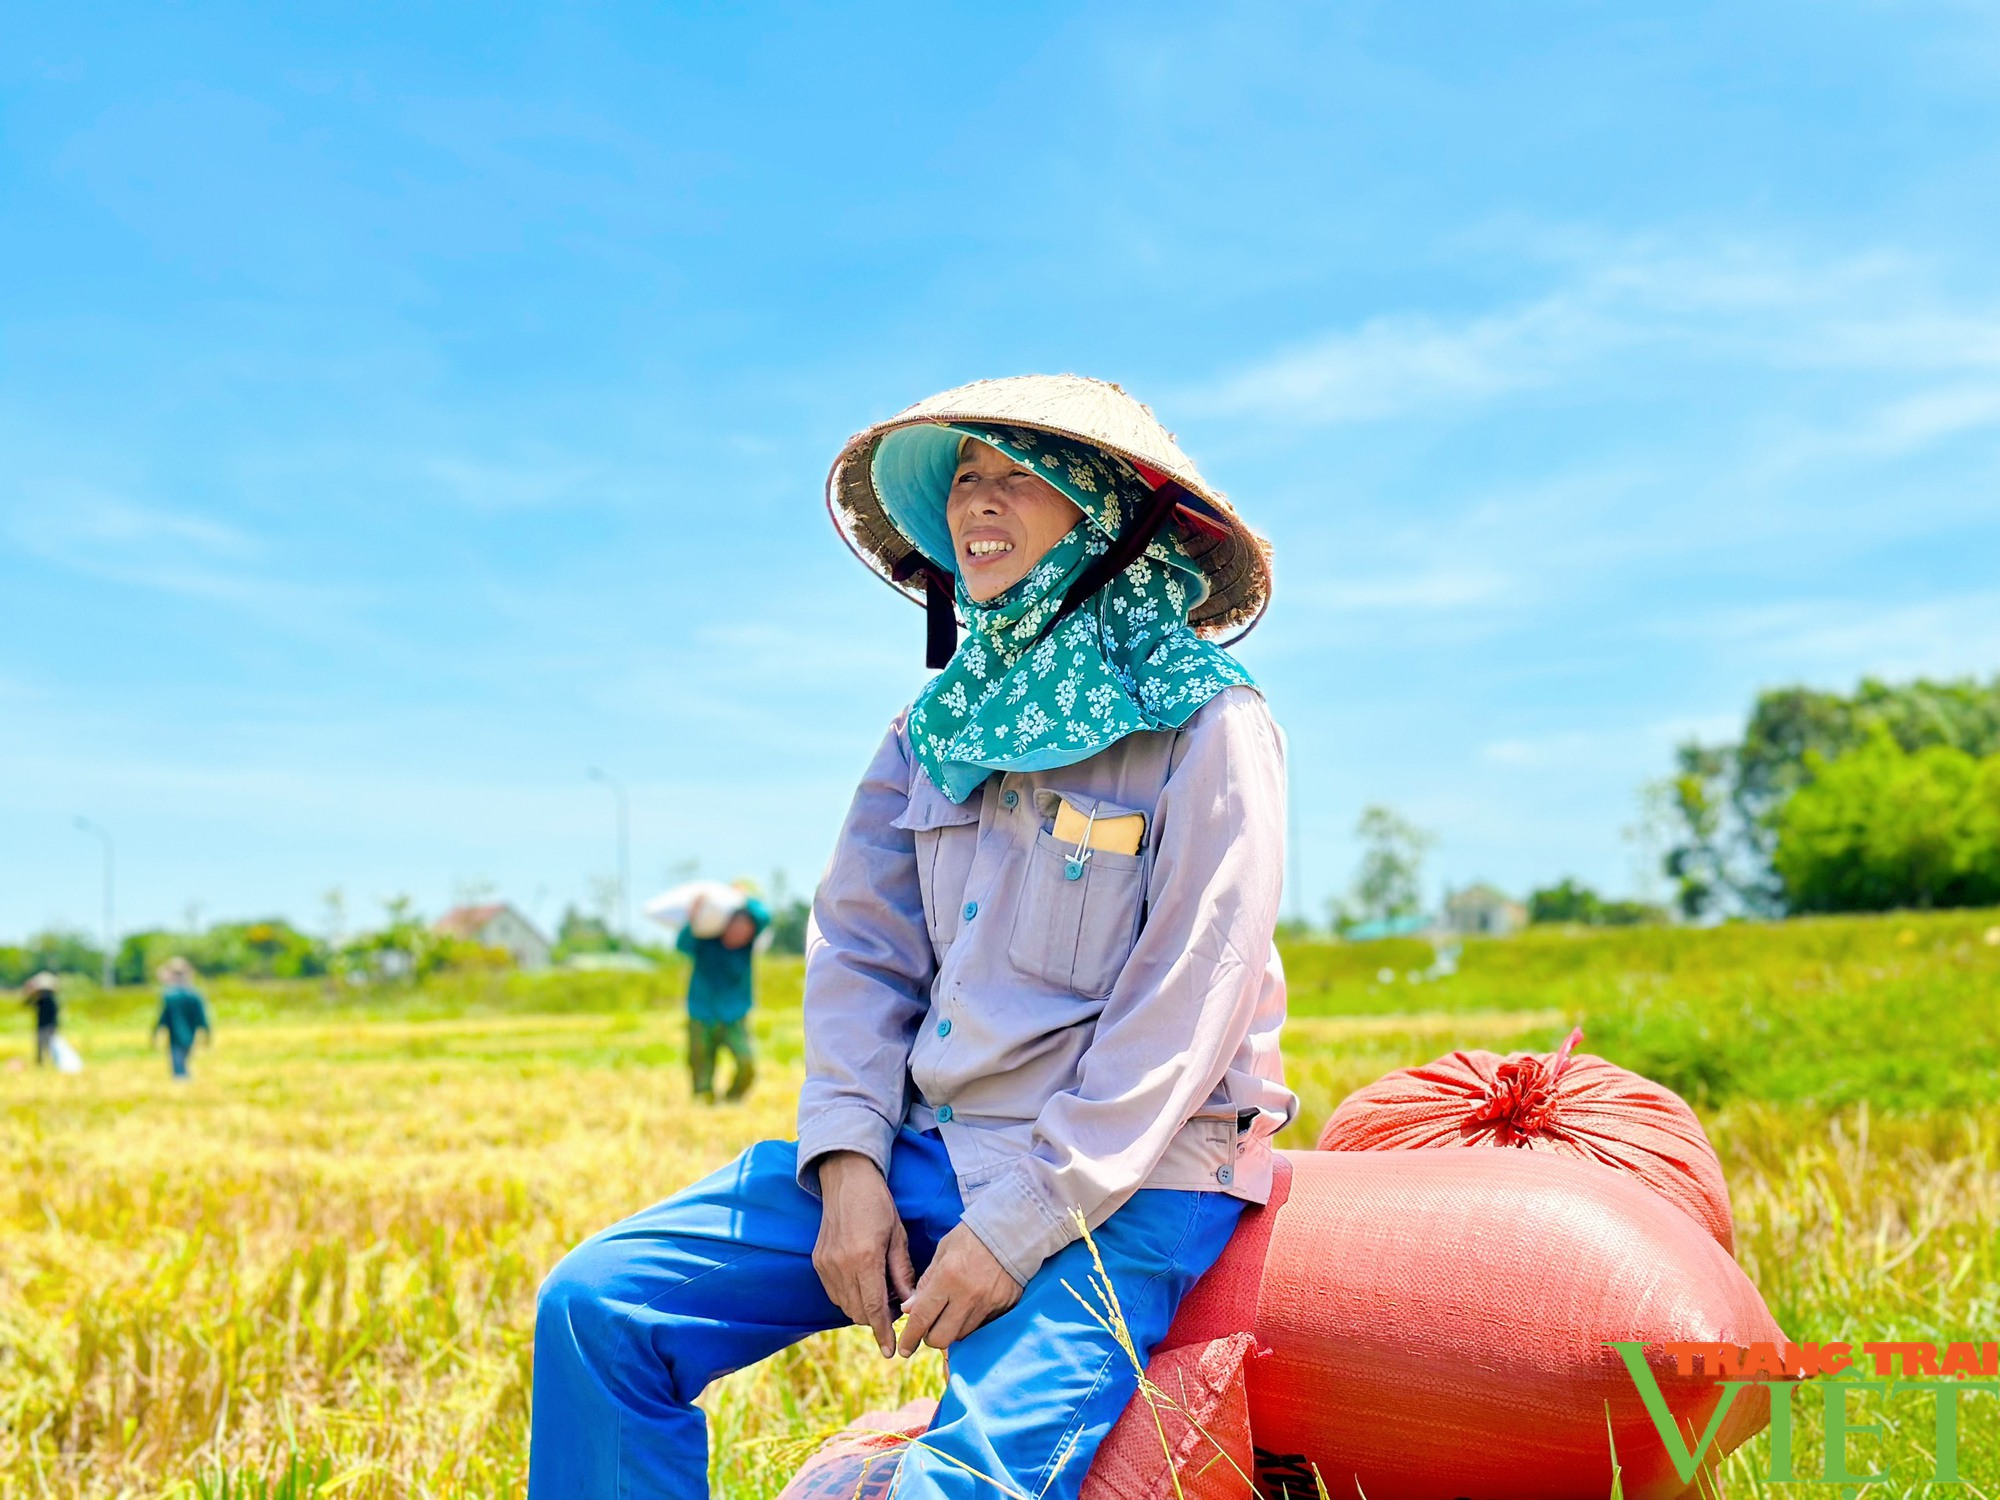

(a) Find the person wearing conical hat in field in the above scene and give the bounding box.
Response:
[21,972,61,1066]
[530,376,1296,1500]
[151,957,212,1081]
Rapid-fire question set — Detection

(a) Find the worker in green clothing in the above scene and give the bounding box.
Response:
[675,891,769,1103]
[152,957,213,1080]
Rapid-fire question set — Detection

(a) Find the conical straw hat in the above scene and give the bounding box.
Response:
[827,374,1272,641]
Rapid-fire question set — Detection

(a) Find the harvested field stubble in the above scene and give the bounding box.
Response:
[2,910,1997,1497]
[3,1006,943,1500]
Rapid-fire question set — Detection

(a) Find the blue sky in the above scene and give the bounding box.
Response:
[8,2,2000,942]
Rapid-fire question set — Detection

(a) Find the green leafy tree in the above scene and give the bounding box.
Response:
[1529,878,1599,924]
[1653,674,2000,917]
[1774,729,2000,912]
[116,931,171,985]
[764,898,812,955]
[238,920,325,978]
[554,906,617,960]
[1527,877,1667,926]
[0,930,105,986]
[336,897,500,983]
[1349,805,1434,924]
[1655,743,1743,919]
[116,920,330,982]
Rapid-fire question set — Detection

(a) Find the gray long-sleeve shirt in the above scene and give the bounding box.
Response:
[797,683,1296,1286]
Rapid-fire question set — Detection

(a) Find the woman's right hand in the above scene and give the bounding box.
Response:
[812,1151,917,1358]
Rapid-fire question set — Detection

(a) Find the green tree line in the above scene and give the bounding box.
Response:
[1,914,490,990]
[5,895,819,991]
[1658,674,2000,917]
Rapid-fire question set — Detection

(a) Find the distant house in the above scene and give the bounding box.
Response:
[433,903,552,970]
[1441,883,1527,938]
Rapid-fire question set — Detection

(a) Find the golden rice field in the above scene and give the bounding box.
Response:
[3,915,1998,1498]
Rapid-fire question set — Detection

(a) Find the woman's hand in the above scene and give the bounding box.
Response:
[813,1152,917,1358]
[894,1223,1021,1356]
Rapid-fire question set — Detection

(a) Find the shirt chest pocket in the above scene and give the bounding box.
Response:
[1008,793,1148,1000]
[892,774,983,958]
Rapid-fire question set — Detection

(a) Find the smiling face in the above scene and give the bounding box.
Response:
[945,438,1086,602]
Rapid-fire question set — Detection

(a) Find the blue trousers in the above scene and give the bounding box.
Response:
[528,1127,1243,1499]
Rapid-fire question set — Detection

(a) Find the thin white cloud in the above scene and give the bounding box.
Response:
[589,617,927,750]
[10,488,359,631]
[28,494,261,558]
[1192,239,2000,432]
[1481,714,1740,770]
[1191,295,1605,424]
[1797,310,2000,374]
[1660,591,2000,682]
[1308,565,1517,613]
[1848,384,2000,455]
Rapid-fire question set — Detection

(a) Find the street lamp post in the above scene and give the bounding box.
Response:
[586,768,630,940]
[73,817,115,990]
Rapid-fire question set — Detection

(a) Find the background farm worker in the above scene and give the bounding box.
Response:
[152,957,212,1080]
[676,886,770,1103]
[529,375,1295,1500]
[21,972,60,1066]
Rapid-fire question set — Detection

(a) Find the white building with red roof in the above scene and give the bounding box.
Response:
[432,903,552,970]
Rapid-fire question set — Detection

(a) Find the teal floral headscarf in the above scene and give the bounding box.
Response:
[895,422,1257,803]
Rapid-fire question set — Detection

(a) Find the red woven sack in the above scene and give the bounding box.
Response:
[1163,1151,1784,1500]
[1080,1331,1259,1499]
[1316,1028,1737,1251]
[777,1335,1257,1499]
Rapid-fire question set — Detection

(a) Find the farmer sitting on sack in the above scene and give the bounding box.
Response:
[530,375,1295,1500]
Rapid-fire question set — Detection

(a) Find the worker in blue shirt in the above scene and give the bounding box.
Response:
[675,892,768,1103]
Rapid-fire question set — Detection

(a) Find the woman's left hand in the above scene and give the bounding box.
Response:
[894,1224,1021,1354]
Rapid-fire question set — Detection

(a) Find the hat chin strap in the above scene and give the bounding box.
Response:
[891,553,960,669]
[889,478,1180,670]
[1029,480,1181,650]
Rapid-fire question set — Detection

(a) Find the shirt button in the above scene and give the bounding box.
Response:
[1002,789,1019,808]
[936,1104,954,1123]
[1064,861,1084,882]
[1216,1164,1235,1185]
[937,1019,952,1037]
[962,900,978,921]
